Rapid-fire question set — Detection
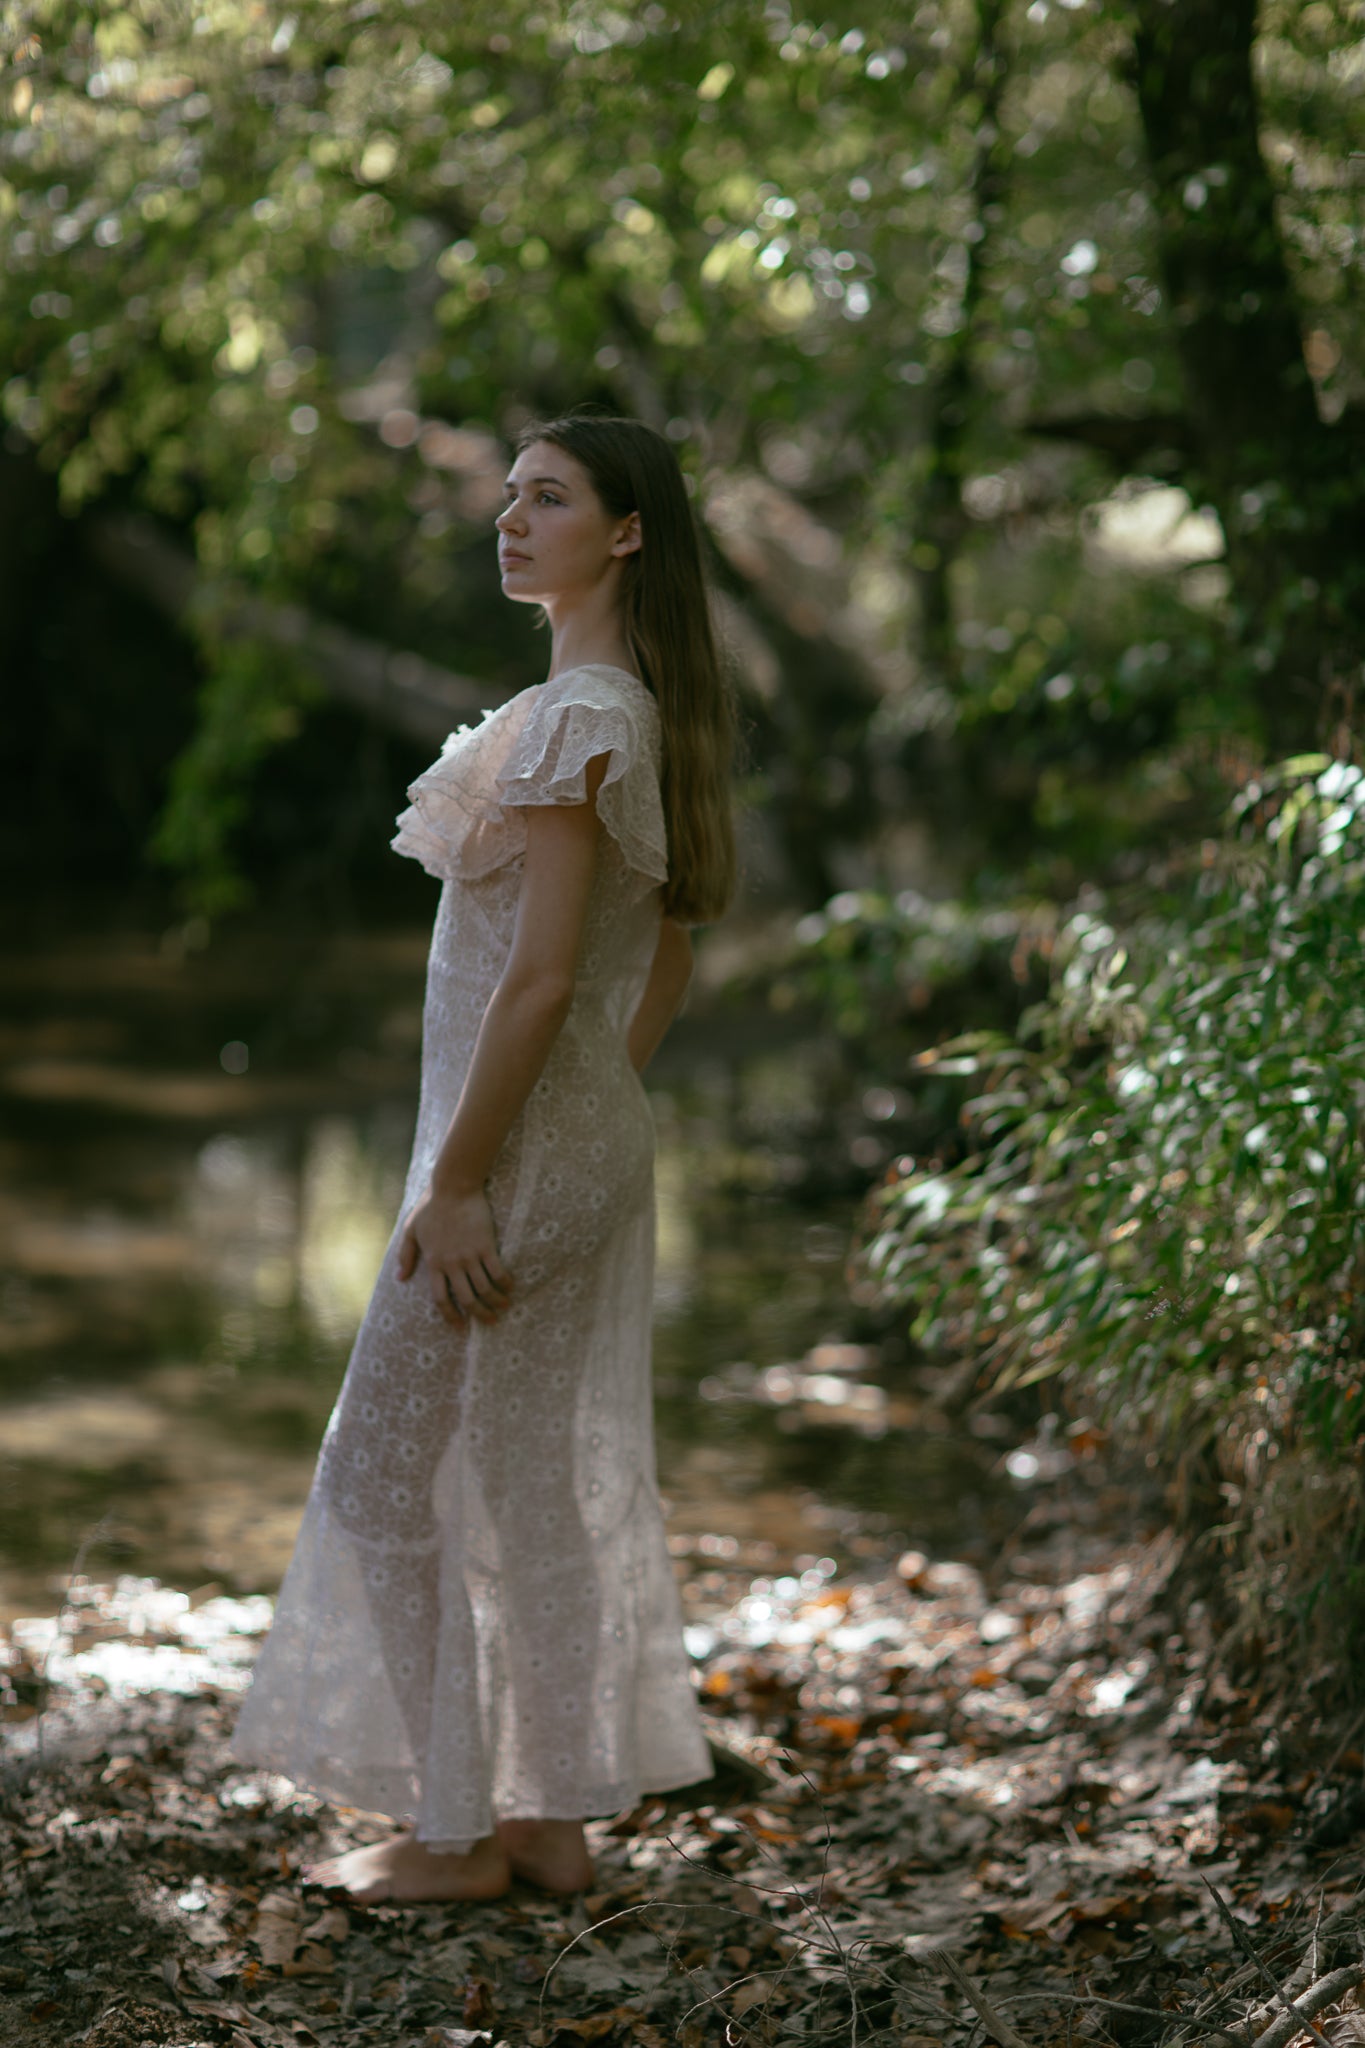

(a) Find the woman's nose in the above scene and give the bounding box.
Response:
[497,501,524,533]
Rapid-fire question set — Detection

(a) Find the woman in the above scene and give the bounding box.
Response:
[228,412,737,1904]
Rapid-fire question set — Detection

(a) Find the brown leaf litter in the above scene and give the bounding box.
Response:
[7,1490,1365,2048]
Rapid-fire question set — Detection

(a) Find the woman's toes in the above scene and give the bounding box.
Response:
[300,1833,510,1903]
[302,1842,395,1901]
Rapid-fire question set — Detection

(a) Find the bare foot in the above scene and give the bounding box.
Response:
[302,1829,509,1904]
[496,1817,595,1894]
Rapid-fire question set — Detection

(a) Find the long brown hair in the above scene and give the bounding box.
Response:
[516,412,737,925]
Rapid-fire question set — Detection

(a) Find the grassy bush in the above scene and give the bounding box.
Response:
[845,755,1365,1695]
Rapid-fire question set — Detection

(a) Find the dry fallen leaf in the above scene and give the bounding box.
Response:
[810,1713,862,1746]
[256,1889,302,1919]
[300,1905,349,1944]
[1241,1800,1296,1834]
[462,1973,495,2026]
[281,1940,335,1977]
[183,1993,257,2026]
[254,1893,303,1967]
[549,2013,621,2042]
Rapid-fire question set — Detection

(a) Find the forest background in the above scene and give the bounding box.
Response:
[4,0,1365,1704]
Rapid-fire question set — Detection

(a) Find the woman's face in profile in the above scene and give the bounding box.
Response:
[495,439,639,605]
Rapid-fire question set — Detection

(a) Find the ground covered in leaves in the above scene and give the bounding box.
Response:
[7,1480,1365,2048]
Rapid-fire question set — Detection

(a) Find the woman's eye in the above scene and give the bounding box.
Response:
[538,491,561,505]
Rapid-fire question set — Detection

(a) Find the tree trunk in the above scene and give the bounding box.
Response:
[1129,0,1365,752]
[909,0,1009,694]
[702,533,885,906]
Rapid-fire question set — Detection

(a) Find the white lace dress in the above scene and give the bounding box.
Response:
[228,662,714,1848]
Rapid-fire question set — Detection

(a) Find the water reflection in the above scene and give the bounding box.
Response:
[188,1114,410,1347]
[0,923,1015,1621]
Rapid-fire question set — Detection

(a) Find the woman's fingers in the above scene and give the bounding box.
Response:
[483,1248,514,1296]
[429,1260,511,1326]
[430,1265,465,1326]
[442,1263,508,1327]
[469,1258,512,1312]
[403,1190,512,1324]
[460,1267,504,1323]
[396,1225,419,1282]
[413,1201,513,1327]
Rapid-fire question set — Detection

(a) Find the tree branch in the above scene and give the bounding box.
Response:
[85,514,501,745]
[1026,409,1192,472]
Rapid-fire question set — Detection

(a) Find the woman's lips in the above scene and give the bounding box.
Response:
[499,550,531,566]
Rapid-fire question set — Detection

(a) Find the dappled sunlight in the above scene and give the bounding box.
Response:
[0,926,1017,1631]
[298,1118,404,1341]
[651,1136,699,1321]
[1,1389,166,1468]
[4,0,1365,2035]
[1084,482,1225,572]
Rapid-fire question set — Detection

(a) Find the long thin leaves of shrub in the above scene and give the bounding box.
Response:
[848,754,1365,1684]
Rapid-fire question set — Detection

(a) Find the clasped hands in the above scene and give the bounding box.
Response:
[396,1183,513,1327]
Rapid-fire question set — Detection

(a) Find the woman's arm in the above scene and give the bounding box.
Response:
[626,917,694,1074]
[397,754,609,1327]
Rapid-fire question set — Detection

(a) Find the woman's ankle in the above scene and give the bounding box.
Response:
[495,1817,594,1892]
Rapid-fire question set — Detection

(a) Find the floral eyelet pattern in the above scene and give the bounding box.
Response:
[228,665,714,1850]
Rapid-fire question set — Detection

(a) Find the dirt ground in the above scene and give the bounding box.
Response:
[6,1480,1365,2048]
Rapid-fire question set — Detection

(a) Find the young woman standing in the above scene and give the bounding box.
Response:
[228,413,737,1904]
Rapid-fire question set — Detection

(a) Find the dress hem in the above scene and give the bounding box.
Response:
[226,1729,715,1852]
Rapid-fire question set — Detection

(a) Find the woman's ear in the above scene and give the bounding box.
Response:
[612,510,642,557]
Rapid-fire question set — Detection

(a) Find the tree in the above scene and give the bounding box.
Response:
[2,0,1360,910]
[1127,0,1365,754]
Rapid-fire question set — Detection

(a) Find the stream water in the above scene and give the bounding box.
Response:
[0,918,1019,1623]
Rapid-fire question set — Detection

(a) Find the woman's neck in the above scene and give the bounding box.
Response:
[543,586,637,681]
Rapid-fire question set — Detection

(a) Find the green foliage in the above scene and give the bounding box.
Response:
[3,0,1364,908]
[850,754,1365,1663]
[151,633,318,914]
[775,886,1051,1060]
[864,754,1365,1420]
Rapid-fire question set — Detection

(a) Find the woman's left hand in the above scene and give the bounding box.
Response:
[396,1185,514,1327]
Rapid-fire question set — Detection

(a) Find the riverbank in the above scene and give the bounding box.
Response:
[0,912,998,1628]
[6,1478,1365,2048]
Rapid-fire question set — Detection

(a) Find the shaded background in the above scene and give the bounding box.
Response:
[2,2,1363,1651]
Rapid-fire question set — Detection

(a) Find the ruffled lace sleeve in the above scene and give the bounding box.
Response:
[391,665,666,892]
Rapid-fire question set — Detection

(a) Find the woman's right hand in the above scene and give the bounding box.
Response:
[396,1184,514,1327]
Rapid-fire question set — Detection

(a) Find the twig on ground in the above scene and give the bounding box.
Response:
[1320,1707,1365,1788]
[929,1946,1031,2048]
[1200,1876,1330,2045]
[536,1899,662,2025]
[1166,1959,1259,2048]
[1009,1991,1218,2026]
[1244,1892,1365,2028]
[1193,1964,1365,2048]
[748,1750,867,2044]
[659,1826,867,2042]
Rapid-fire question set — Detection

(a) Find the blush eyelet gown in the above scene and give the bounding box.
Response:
[228,663,714,1848]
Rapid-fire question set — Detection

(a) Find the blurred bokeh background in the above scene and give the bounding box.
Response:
[3,2,1363,1670]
